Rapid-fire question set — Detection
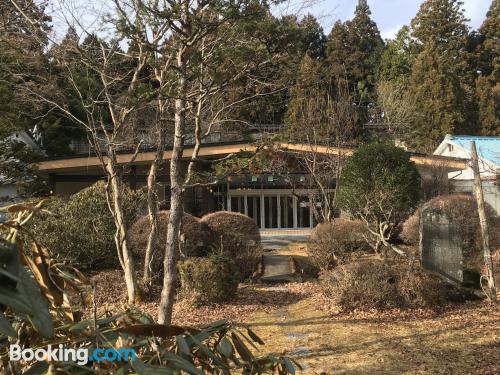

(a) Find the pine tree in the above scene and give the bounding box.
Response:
[474,0,499,135]
[286,53,329,139]
[298,14,327,59]
[408,0,477,150]
[377,26,417,82]
[325,0,384,125]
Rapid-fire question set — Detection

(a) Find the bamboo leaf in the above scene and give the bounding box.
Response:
[247,327,265,345]
[230,332,255,363]
[0,311,16,337]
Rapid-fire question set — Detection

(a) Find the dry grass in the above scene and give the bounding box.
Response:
[88,269,311,325]
[89,267,500,374]
[251,290,500,375]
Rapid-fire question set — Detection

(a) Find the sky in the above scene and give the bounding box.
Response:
[50,0,493,41]
[274,0,492,39]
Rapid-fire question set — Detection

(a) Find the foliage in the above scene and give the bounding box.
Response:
[473,0,499,135]
[320,261,399,311]
[201,211,262,280]
[400,208,421,245]
[27,181,146,270]
[307,220,370,270]
[400,195,499,268]
[337,142,421,229]
[320,260,450,311]
[0,203,299,374]
[178,253,240,305]
[376,26,416,82]
[0,138,48,198]
[325,0,384,124]
[408,0,477,150]
[128,210,213,264]
[374,80,419,141]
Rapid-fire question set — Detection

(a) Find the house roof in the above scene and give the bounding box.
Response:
[435,135,500,167]
[37,141,468,173]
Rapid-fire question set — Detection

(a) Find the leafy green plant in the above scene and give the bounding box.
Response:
[178,251,240,304]
[27,181,146,269]
[0,202,299,374]
[201,211,262,280]
[337,143,421,255]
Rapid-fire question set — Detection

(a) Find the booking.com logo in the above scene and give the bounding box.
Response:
[9,344,137,365]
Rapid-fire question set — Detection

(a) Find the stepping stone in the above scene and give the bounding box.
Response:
[260,254,299,283]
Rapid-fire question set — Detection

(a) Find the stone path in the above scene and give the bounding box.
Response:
[260,253,299,283]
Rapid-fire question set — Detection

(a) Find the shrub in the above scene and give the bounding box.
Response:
[177,253,240,304]
[400,209,421,245]
[308,220,371,270]
[320,261,400,311]
[128,210,213,262]
[399,194,499,261]
[337,143,421,226]
[320,260,451,311]
[200,211,262,280]
[28,181,146,270]
[397,263,449,308]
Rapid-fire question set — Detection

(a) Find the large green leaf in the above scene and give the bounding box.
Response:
[0,311,16,337]
[16,267,53,338]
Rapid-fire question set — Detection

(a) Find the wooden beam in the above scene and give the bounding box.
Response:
[37,141,467,173]
[37,143,257,172]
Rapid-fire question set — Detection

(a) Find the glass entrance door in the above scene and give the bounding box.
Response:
[228,192,313,229]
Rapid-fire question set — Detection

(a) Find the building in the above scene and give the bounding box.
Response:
[37,138,468,232]
[434,135,500,215]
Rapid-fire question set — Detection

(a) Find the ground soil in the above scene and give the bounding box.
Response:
[90,266,500,375]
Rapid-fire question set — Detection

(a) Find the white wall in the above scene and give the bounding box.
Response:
[451,180,500,215]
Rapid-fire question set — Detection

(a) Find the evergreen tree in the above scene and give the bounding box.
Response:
[474,0,499,135]
[298,14,327,59]
[326,0,384,125]
[409,0,477,150]
[0,0,51,135]
[285,53,328,139]
[377,26,417,82]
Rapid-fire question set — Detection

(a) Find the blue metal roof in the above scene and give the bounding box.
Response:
[446,135,500,166]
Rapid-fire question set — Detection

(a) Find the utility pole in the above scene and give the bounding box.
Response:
[470,141,497,302]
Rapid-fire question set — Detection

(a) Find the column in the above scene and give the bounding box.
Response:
[293,196,298,229]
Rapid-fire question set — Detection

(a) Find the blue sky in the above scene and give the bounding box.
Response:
[51,0,493,41]
[274,0,492,39]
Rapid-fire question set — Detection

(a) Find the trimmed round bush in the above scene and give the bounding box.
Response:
[401,194,498,247]
[400,195,499,265]
[400,208,421,245]
[28,181,146,270]
[337,143,421,226]
[320,261,450,311]
[200,211,262,280]
[308,220,371,270]
[128,210,213,261]
[177,253,240,304]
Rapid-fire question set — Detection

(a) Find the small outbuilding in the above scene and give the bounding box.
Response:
[434,135,500,215]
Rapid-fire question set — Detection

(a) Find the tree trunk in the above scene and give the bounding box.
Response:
[143,133,166,285]
[158,49,186,324]
[470,141,497,302]
[105,160,138,304]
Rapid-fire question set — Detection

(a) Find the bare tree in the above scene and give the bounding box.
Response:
[372,80,418,146]
[284,74,357,222]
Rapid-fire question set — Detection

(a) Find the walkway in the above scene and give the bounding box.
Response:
[260,229,311,250]
[260,254,298,283]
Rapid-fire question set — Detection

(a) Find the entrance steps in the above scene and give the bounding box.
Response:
[260,254,300,283]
